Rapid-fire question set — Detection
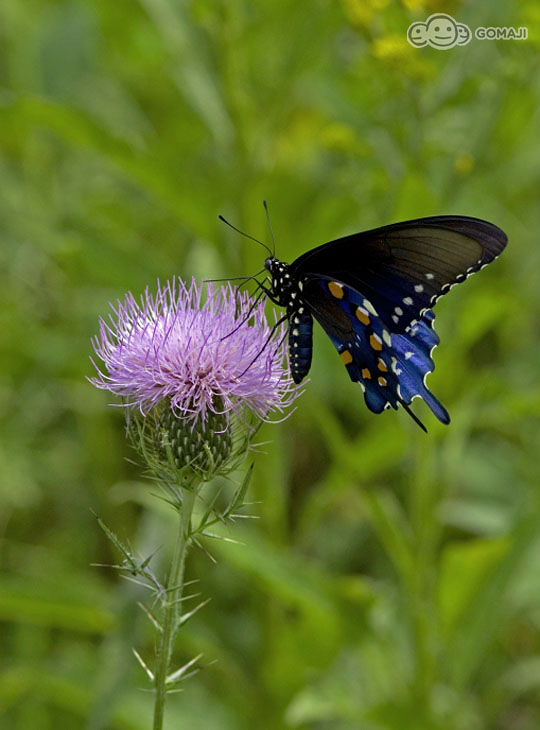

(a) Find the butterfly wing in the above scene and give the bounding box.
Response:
[291,216,507,333]
[301,277,449,428]
[391,309,450,425]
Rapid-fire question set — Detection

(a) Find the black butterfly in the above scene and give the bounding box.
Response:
[220,212,507,431]
[259,215,508,431]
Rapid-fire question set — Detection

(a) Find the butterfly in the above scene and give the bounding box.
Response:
[260,215,507,431]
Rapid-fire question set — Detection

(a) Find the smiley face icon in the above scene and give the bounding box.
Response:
[407,13,471,50]
[426,14,458,47]
[456,22,472,45]
[407,20,430,47]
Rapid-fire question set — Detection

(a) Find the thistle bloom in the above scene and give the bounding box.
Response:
[90,276,302,728]
[90,278,299,474]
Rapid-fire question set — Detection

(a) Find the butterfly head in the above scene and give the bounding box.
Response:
[264,256,279,274]
[264,257,295,306]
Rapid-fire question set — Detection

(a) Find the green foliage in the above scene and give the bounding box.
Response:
[2,0,540,728]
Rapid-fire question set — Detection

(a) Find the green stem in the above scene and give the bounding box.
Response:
[153,486,198,730]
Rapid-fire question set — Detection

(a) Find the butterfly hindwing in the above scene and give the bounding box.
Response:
[301,277,449,425]
[391,311,450,424]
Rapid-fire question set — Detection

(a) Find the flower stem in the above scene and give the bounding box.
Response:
[153,486,198,730]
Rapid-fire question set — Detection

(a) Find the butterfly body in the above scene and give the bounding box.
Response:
[264,257,315,382]
[264,216,507,430]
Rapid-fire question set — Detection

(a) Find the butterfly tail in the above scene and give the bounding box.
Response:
[399,399,428,433]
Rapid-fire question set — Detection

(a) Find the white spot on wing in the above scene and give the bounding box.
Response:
[363,298,378,316]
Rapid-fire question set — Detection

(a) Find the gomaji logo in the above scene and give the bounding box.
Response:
[407,13,527,50]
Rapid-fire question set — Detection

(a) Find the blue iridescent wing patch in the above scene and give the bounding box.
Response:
[391,310,450,424]
[302,277,448,429]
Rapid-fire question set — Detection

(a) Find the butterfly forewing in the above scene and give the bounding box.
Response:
[290,216,507,333]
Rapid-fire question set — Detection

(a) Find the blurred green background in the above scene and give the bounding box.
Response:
[2,0,540,728]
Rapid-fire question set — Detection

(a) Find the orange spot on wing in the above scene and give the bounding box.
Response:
[377,358,388,372]
[370,334,383,351]
[361,368,371,379]
[378,376,387,386]
[340,349,353,365]
[355,307,370,325]
[328,281,344,299]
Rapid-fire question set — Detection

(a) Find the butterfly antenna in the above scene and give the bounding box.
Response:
[218,215,273,257]
[263,200,276,256]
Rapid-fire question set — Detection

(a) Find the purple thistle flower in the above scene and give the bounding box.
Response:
[90,277,300,426]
